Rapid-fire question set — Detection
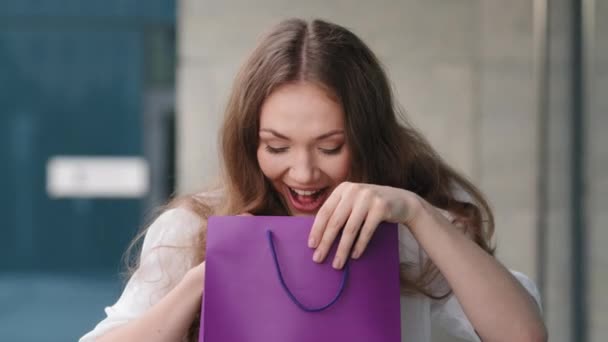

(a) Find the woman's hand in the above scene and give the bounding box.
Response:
[307,182,421,269]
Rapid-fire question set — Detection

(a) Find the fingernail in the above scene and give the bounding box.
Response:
[351,249,360,259]
[333,256,342,269]
[308,237,316,248]
[313,250,322,263]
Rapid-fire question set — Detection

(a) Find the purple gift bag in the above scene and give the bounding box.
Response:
[199,215,401,342]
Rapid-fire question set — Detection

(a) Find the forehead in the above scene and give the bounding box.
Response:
[259,82,345,133]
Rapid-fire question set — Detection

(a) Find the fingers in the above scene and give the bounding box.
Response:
[351,199,385,259]
[307,183,394,269]
[332,194,370,269]
[308,185,343,249]
[312,192,353,264]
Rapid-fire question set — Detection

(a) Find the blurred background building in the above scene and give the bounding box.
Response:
[1,0,606,341]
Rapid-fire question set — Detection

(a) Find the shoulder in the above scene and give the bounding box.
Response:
[448,181,476,207]
[144,207,202,249]
[132,206,204,289]
[141,207,203,264]
[139,187,228,257]
[191,188,225,210]
[151,206,203,228]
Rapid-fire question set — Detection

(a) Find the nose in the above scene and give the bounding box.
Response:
[289,150,319,184]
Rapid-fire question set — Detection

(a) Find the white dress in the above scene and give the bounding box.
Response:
[79,207,541,342]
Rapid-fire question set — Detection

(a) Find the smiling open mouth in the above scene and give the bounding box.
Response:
[286,186,329,213]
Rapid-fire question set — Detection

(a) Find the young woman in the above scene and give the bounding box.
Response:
[80,18,547,342]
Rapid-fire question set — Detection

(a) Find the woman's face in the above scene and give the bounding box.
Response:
[257,82,351,215]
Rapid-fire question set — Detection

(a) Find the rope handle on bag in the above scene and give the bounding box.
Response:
[266,229,349,312]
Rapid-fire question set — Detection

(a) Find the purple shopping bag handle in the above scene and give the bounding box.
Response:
[266,229,349,312]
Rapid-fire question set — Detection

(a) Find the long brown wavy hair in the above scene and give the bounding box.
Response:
[129,18,496,341]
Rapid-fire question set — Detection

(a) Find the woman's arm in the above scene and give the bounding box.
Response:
[306,182,545,341]
[97,262,205,342]
[407,196,547,342]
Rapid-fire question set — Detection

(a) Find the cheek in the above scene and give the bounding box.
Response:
[257,148,283,179]
[326,152,351,182]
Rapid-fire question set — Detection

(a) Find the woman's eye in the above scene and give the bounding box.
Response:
[265,145,288,154]
[319,145,343,155]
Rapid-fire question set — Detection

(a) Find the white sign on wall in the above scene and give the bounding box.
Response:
[46,156,149,198]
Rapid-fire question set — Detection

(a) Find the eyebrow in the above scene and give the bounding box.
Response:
[259,128,344,141]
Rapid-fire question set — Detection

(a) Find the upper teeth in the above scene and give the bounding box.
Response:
[291,188,321,196]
